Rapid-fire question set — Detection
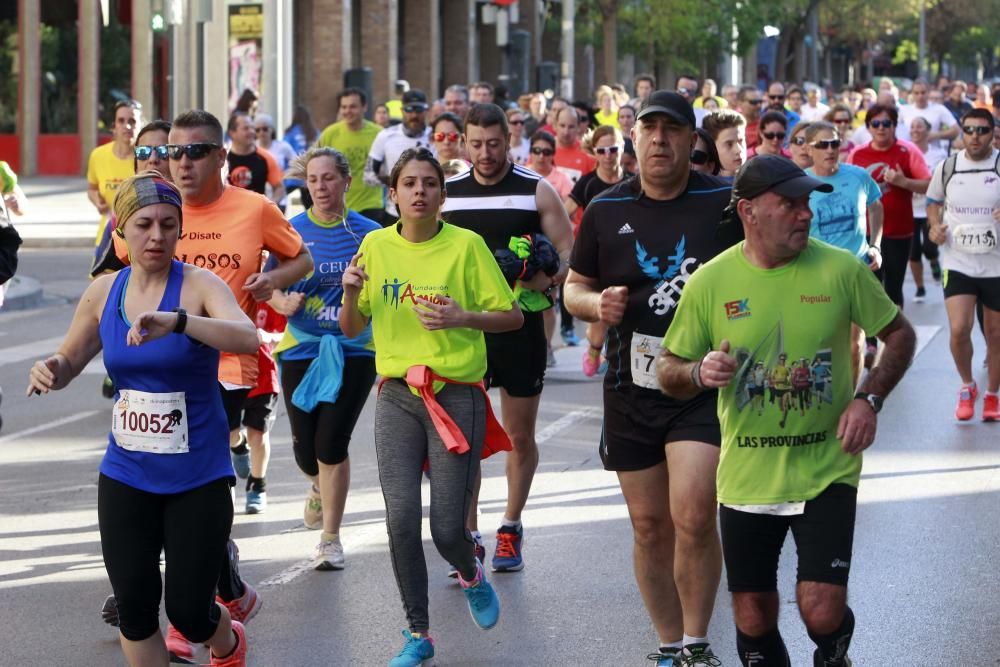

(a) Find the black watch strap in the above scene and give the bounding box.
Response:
[172,308,187,334]
[854,391,883,414]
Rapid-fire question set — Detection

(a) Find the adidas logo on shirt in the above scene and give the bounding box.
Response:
[618,223,635,235]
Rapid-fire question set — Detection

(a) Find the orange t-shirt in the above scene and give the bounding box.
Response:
[554,143,597,184]
[115,186,304,386]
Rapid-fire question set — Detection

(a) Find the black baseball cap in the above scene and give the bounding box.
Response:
[731,155,833,202]
[401,89,428,109]
[636,90,696,128]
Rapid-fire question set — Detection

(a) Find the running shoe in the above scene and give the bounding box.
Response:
[388,630,435,667]
[913,286,926,303]
[244,489,266,515]
[561,328,581,346]
[313,536,345,571]
[646,648,683,666]
[209,620,247,667]
[582,346,603,377]
[492,524,524,572]
[459,558,501,630]
[166,624,196,664]
[217,582,262,625]
[230,433,250,480]
[813,649,853,666]
[100,593,119,627]
[956,383,978,421]
[983,393,1000,422]
[303,485,323,530]
[448,533,486,579]
[681,643,722,665]
[931,259,942,282]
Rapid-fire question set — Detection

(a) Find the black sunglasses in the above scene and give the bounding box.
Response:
[166,143,221,160]
[403,104,428,113]
[811,139,842,150]
[135,145,169,161]
[690,149,710,165]
[768,94,785,101]
[762,131,786,141]
[509,119,525,126]
[962,125,992,136]
[747,99,763,105]
[531,147,555,157]
[790,136,807,146]
[869,119,894,129]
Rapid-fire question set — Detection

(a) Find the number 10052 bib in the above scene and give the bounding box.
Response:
[112,389,189,454]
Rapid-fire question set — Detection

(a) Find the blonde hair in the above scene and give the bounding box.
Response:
[582,125,623,155]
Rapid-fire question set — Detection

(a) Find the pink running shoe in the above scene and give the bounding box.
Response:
[956,383,978,421]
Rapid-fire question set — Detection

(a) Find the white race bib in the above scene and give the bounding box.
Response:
[724,501,806,516]
[951,223,999,255]
[112,389,189,454]
[630,332,663,390]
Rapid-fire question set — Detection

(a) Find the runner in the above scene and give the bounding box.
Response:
[927,108,1000,421]
[253,113,297,211]
[848,104,932,307]
[897,79,959,150]
[339,148,517,666]
[88,100,141,249]
[747,112,790,159]
[225,112,286,205]
[691,128,722,175]
[737,86,763,150]
[271,147,381,567]
[703,109,747,178]
[908,117,947,302]
[564,90,736,666]
[788,122,813,170]
[441,103,574,573]
[553,106,597,185]
[660,154,916,667]
[444,84,471,119]
[430,112,466,164]
[29,171,260,667]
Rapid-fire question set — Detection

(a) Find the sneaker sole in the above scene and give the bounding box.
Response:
[314,559,345,571]
[245,505,265,515]
[167,653,196,665]
[236,593,263,625]
[490,561,524,573]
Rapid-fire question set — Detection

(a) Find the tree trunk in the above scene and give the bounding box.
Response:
[598,0,618,87]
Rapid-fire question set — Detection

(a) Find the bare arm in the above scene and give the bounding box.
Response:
[520,177,574,291]
[413,297,523,333]
[867,200,884,248]
[270,183,287,205]
[564,197,579,218]
[927,201,947,244]
[885,168,929,194]
[339,253,370,338]
[657,341,738,400]
[563,270,603,322]
[929,123,959,143]
[87,183,109,215]
[243,245,314,302]
[858,313,916,398]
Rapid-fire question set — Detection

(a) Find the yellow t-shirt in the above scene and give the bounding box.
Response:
[594,109,620,129]
[87,143,135,244]
[355,222,515,383]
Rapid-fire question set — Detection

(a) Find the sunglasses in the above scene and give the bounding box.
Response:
[509,119,525,126]
[402,104,427,113]
[677,87,693,97]
[769,94,785,101]
[690,149,709,165]
[254,126,271,133]
[531,147,555,157]
[811,139,842,150]
[434,131,460,143]
[166,143,221,160]
[869,119,895,129]
[833,118,852,125]
[962,125,992,136]
[595,145,620,155]
[790,136,807,146]
[747,99,763,105]
[762,131,786,141]
[134,145,169,160]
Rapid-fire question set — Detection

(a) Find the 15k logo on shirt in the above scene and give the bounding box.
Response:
[725,299,751,320]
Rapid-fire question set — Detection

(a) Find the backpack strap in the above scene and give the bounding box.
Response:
[941,153,958,197]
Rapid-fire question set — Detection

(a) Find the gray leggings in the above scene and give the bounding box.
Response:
[374,379,485,634]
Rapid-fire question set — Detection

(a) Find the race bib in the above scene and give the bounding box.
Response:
[724,501,806,516]
[111,389,189,454]
[951,223,999,255]
[630,332,662,390]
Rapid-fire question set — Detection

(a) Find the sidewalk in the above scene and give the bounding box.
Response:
[14,177,99,248]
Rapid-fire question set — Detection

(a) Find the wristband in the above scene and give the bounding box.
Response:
[172,308,187,334]
[691,359,706,390]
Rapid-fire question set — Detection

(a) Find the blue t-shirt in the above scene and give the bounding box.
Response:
[806,163,882,261]
[284,124,311,155]
[276,209,380,362]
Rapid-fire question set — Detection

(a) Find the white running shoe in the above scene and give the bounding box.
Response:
[313,537,345,571]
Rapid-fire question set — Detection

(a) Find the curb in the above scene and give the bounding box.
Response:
[20,236,97,249]
[4,275,44,311]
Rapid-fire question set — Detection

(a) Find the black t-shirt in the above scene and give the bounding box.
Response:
[569,170,619,209]
[570,171,737,391]
[944,99,973,123]
[227,150,271,195]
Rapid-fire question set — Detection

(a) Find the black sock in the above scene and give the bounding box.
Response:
[808,606,855,666]
[736,626,790,667]
[230,442,249,455]
[246,475,266,492]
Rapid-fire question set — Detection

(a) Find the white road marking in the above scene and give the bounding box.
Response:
[0,410,100,444]
[536,407,602,444]
[914,325,940,359]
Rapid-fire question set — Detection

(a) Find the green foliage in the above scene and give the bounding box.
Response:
[0,22,17,133]
[892,39,919,66]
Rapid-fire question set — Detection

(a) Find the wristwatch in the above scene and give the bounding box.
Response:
[172,307,188,334]
[854,391,883,414]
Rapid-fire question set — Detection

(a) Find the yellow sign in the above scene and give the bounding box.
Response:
[229,5,263,41]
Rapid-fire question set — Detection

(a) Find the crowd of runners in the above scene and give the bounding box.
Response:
[23,70,1000,667]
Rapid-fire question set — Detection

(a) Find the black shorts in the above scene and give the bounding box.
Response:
[719,483,858,592]
[943,269,1000,311]
[218,386,251,432]
[599,385,721,472]
[242,392,279,433]
[484,310,546,398]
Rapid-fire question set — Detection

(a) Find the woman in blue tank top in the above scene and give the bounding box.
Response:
[26,172,259,667]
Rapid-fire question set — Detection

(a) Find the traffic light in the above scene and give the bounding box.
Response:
[151,12,166,32]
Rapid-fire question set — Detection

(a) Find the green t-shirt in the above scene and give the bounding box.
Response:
[354,223,515,383]
[317,120,384,213]
[663,238,898,505]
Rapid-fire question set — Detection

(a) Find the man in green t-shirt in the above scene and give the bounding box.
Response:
[659,156,916,667]
[317,88,385,223]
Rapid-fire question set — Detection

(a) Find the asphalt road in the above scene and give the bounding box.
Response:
[0,249,997,666]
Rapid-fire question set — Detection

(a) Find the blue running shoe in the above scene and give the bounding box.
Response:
[245,489,266,514]
[230,434,250,480]
[388,630,434,667]
[491,524,524,572]
[459,559,500,630]
[561,328,581,346]
[646,648,682,666]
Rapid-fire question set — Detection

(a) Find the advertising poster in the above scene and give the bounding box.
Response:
[228,3,263,111]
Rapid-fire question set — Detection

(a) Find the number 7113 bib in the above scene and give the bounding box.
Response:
[112,389,189,454]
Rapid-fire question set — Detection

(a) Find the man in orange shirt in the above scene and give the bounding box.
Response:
[553,107,596,184]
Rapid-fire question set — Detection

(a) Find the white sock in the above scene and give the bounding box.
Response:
[658,638,683,653]
[500,517,521,530]
[683,634,708,648]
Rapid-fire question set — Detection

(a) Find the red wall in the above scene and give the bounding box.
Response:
[38,135,83,175]
[0,135,20,174]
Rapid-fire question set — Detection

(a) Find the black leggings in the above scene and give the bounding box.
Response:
[880,236,911,306]
[99,474,233,642]
[280,355,377,475]
[909,218,939,262]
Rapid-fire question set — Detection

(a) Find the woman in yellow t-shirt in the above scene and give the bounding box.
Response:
[340,148,522,666]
